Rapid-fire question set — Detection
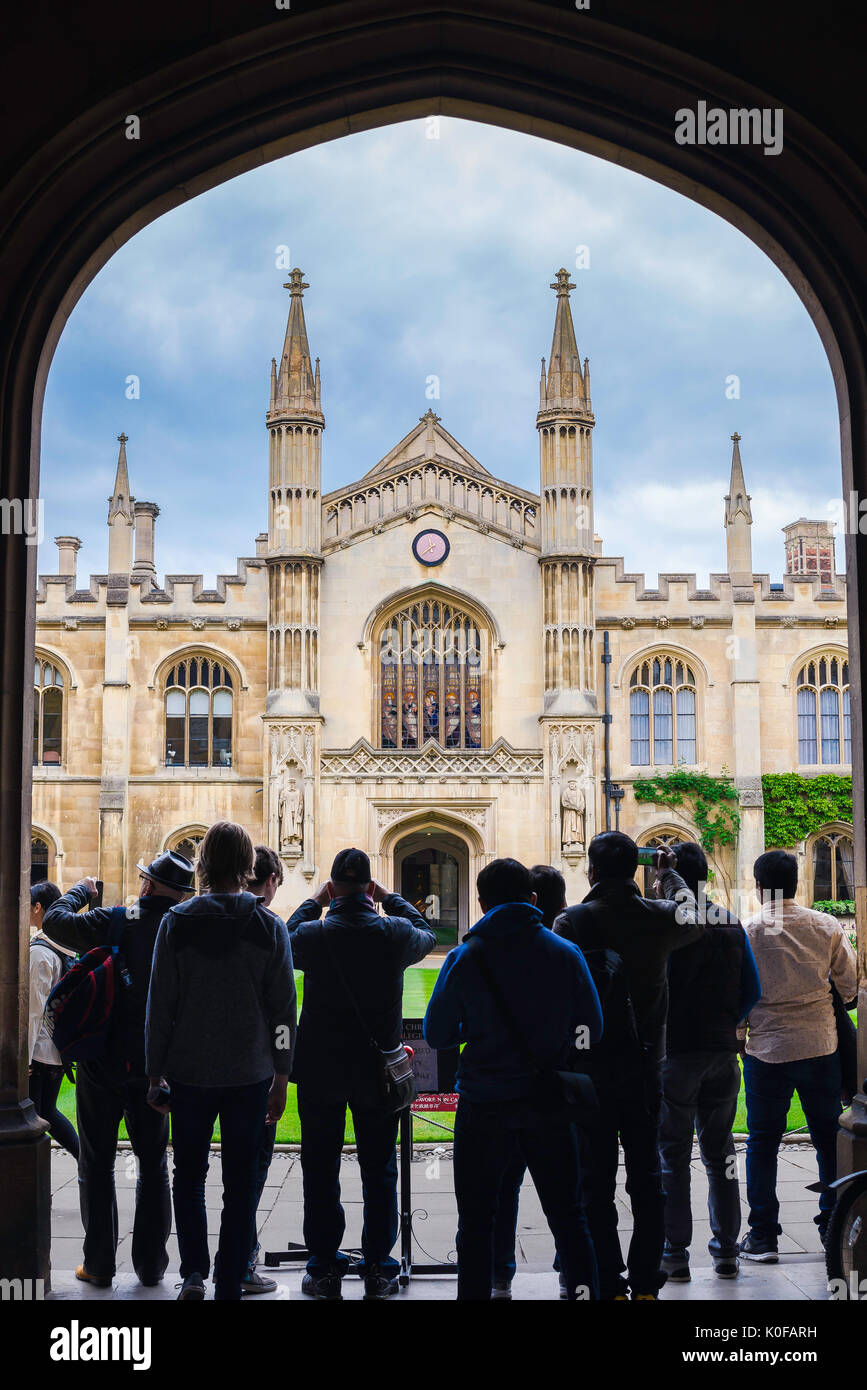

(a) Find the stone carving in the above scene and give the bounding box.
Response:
[155,618,168,630]
[689,615,706,629]
[824,615,840,628]
[227,618,242,630]
[781,615,798,629]
[278,775,305,851]
[620,617,636,630]
[656,615,670,629]
[62,617,78,630]
[320,736,543,782]
[561,779,585,851]
[191,618,205,630]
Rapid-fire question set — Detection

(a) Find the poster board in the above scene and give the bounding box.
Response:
[402,1017,459,1112]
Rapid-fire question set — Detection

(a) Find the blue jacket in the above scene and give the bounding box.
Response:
[424,902,602,1103]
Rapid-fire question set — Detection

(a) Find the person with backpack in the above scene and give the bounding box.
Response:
[424,858,603,1302]
[42,851,195,1288]
[145,821,295,1302]
[554,832,702,1300]
[287,848,436,1301]
[28,881,79,1159]
[658,841,761,1284]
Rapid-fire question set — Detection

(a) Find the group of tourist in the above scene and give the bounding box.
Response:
[27,821,857,1300]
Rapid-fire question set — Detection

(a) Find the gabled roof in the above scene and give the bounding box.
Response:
[359,409,492,482]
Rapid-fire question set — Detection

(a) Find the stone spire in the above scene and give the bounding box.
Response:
[107,432,134,573]
[724,432,753,586]
[540,268,587,411]
[724,431,752,525]
[271,269,323,421]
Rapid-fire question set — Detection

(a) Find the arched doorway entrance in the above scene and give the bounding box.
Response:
[394,828,470,952]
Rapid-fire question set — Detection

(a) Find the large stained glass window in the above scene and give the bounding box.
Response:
[796,653,850,765]
[379,599,484,750]
[629,655,696,767]
[164,656,234,767]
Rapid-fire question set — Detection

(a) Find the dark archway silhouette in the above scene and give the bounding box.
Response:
[1,0,865,1281]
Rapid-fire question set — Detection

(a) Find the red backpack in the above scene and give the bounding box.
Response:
[44,907,129,1062]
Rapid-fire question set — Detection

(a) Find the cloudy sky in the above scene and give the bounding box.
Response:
[40,117,841,588]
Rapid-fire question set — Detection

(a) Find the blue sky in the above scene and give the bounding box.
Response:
[40,117,841,588]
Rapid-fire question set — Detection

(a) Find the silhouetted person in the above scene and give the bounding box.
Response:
[288,847,435,1300]
[43,852,194,1288]
[28,881,79,1160]
[425,857,602,1302]
[659,841,760,1283]
[555,831,701,1300]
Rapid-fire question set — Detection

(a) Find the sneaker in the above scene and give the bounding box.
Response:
[713,1257,740,1279]
[177,1273,206,1301]
[363,1267,399,1300]
[491,1279,513,1300]
[135,1270,165,1288]
[739,1232,778,1263]
[660,1255,691,1283]
[301,1272,343,1301]
[241,1268,278,1294]
[632,1292,658,1300]
[74,1264,112,1288]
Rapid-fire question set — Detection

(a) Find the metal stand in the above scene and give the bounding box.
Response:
[398,1107,457,1287]
[263,1241,309,1269]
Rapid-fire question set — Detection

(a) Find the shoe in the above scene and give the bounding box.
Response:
[241,1268,278,1294]
[739,1232,778,1263]
[491,1279,513,1300]
[613,1294,629,1301]
[177,1273,206,1301]
[363,1267,399,1300]
[713,1257,740,1279]
[660,1256,691,1283]
[301,1272,343,1301]
[75,1264,112,1288]
[135,1270,164,1288]
[632,1292,658,1300]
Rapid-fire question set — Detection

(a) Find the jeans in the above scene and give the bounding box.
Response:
[659,1051,741,1261]
[582,1065,664,1298]
[170,1077,271,1300]
[249,1120,277,1266]
[297,1084,400,1277]
[29,1061,79,1160]
[743,1051,842,1239]
[492,1149,529,1283]
[76,1059,171,1282]
[453,1095,598,1301]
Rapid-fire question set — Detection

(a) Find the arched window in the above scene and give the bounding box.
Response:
[796,654,850,765]
[812,829,855,903]
[637,828,695,898]
[378,598,484,750]
[33,657,64,766]
[164,657,234,767]
[629,655,697,767]
[168,830,205,863]
[31,833,51,885]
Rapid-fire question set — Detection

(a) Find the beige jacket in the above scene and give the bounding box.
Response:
[742,899,857,1064]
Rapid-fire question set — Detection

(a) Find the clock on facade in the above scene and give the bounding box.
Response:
[412,529,450,566]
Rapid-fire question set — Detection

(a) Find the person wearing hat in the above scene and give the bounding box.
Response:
[42,849,195,1289]
[287,846,436,1301]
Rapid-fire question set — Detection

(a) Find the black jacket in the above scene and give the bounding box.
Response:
[666,904,756,1055]
[554,870,702,1064]
[287,891,435,1097]
[43,882,171,1079]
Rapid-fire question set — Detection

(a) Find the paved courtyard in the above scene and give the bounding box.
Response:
[46,1138,829,1302]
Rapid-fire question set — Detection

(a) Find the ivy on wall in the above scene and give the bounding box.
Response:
[761,773,853,849]
[632,770,740,854]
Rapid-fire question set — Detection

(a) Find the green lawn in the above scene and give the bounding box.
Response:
[54,971,851,1143]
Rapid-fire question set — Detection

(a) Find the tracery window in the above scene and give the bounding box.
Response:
[33,657,64,766]
[812,830,855,903]
[379,599,484,750]
[629,655,697,767]
[164,657,234,767]
[796,654,850,765]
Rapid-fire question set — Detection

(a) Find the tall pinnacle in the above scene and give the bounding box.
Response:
[725,431,752,524]
[272,268,322,418]
[108,432,134,522]
[540,269,587,412]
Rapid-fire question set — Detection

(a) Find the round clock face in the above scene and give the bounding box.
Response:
[412,529,450,566]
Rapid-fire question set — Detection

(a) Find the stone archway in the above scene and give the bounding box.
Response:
[3,0,867,1281]
[393,827,471,952]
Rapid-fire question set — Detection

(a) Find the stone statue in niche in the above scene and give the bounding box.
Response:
[279,775,305,852]
[561,778,586,852]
